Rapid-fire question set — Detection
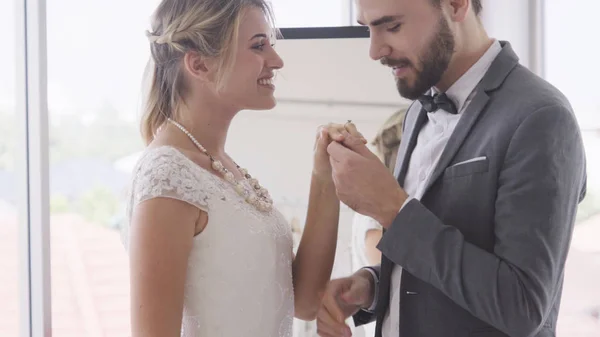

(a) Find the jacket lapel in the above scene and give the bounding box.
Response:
[423,41,520,194]
[393,101,429,186]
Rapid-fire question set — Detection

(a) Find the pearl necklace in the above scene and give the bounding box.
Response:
[167,118,273,212]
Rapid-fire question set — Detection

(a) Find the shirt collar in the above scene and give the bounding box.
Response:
[432,40,502,113]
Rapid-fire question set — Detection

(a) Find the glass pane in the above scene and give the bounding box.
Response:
[351,0,359,25]
[0,0,19,335]
[545,2,600,335]
[270,0,348,27]
[47,0,159,335]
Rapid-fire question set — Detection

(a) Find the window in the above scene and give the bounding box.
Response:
[351,0,359,25]
[47,0,159,334]
[545,2,600,334]
[0,0,19,335]
[270,0,351,27]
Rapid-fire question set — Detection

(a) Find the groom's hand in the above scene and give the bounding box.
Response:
[316,271,374,337]
[313,123,367,180]
[327,133,408,228]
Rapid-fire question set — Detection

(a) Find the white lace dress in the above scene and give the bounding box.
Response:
[122,146,294,337]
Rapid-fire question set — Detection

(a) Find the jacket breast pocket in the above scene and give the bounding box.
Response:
[443,157,489,179]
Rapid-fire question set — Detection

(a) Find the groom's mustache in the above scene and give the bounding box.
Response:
[381,57,413,69]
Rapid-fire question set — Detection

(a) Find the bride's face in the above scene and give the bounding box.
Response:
[217,7,284,111]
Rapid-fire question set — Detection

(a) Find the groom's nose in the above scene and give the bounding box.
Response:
[369,34,392,61]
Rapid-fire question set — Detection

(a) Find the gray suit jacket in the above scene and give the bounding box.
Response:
[353,41,587,337]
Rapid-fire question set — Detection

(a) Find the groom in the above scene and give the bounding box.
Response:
[317,0,587,337]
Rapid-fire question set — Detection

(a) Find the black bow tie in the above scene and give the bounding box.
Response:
[418,93,458,115]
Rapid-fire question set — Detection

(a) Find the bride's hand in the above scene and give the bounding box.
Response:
[313,121,367,179]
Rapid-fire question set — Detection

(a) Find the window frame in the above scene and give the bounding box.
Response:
[280,26,368,39]
[16,0,52,336]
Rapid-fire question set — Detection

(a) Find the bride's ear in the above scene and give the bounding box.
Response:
[183,51,216,83]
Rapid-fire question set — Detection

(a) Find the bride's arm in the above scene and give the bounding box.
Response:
[129,198,204,336]
[292,172,340,320]
[292,124,365,320]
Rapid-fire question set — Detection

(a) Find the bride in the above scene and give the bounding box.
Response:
[122,0,364,336]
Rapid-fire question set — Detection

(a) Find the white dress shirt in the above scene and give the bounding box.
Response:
[377,40,503,337]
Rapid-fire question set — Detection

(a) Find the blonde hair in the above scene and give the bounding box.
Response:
[141,0,277,144]
[371,107,408,173]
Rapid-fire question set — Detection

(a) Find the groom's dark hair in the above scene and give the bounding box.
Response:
[431,0,482,16]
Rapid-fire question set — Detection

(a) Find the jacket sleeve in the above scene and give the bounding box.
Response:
[352,265,381,326]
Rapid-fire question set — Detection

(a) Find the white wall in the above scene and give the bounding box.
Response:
[480,0,543,75]
[275,38,406,105]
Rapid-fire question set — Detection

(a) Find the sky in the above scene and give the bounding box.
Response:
[0,0,598,127]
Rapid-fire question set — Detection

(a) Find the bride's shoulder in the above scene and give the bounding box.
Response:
[134,145,206,175]
[137,144,189,165]
[128,145,216,207]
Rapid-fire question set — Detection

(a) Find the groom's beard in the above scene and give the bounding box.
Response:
[382,15,455,100]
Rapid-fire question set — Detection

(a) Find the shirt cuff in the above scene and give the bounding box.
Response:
[360,267,379,312]
[399,196,413,213]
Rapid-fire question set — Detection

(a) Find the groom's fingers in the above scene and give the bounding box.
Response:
[342,133,375,158]
[316,311,341,337]
[323,123,367,144]
[322,290,346,322]
[343,122,367,144]
[324,124,347,143]
[327,141,353,162]
[328,134,375,161]
[317,306,351,337]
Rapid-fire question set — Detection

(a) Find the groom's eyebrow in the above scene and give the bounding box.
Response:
[357,15,403,27]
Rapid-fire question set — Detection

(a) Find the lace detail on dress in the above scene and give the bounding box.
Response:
[122,146,215,249]
[127,146,289,237]
[132,146,212,210]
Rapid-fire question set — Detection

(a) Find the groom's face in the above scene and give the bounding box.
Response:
[357,0,456,100]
